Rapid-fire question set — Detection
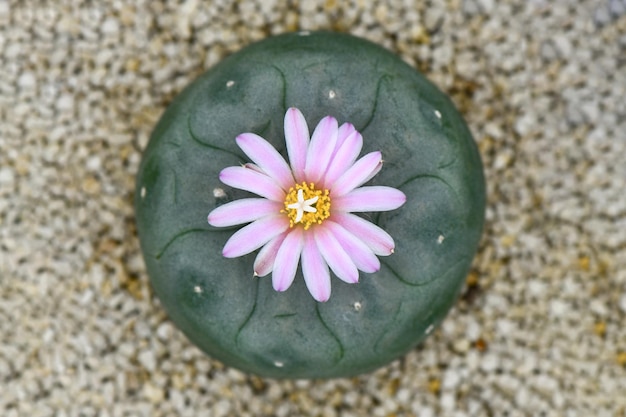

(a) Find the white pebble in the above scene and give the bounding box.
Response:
[549,299,569,317]
[17,72,37,89]
[476,0,495,12]
[424,8,443,32]
[440,392,456,410]
[496,318,516,335]
[481,353,500,372]
[418,408,435,417]
[442,369,461,389]
[0,1,10,16]
[101,17,119,35]
[0,167,15,185]
[610,0,626,17]
[619,293,626,313]
[86,156,101,171]
[156,322,172,340]
[138,350,157,372]
[57,94,75,112]
[5,43,21,59]
[143,382,164,403]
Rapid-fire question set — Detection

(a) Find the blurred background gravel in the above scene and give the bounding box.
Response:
[1,0,625,416]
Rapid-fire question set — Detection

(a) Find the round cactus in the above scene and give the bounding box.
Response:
[135,31,485,379]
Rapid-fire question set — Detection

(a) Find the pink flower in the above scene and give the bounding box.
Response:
[208,107,406,302]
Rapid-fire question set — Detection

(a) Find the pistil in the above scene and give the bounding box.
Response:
[283,182,331,229]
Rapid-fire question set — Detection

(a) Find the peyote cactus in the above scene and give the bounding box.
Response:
[135,31,485,379]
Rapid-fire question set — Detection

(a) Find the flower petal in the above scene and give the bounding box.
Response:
[331,151,383,197]
[208,198,282,227]
[322,129,363,187]
[336,123,357,149]
[314,225,359,284]
[242,163,265,174]
[324,122,356,168]
[284,107,310,183]
[305,116,338,184]
[324,220,380,273]
[332,212,395,256]
[222,215,289,258]
[301,233,331,302]
[360,159,383,185]
[272,228,304,292]
[253,231,287,277]
[333,186,406,212]
[236,133,294,190]
[219,166,285,202]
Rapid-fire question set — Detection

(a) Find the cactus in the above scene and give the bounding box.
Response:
[135,31,485,378]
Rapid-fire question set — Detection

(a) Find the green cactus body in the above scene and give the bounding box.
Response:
[135,32,485,378]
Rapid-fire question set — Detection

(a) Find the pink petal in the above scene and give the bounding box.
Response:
[313,225,359,284]
[336,123,357,148]
[324,123,356,167]
[284,108,310,183]
[332,212,395,256]
[242,163,265,174]
[360,158,383,185]
[322,129,363,187]
[324,221,380,273]
[331,151,383,197]
[219,166,285,202]
[253,231,287,277]
[301,233,331,302]
[272,228,304,292]
[333,186,406,212]
[222,215,289,258]
[236,133,294,190]
[304,116,338,184]
[208,198,282,227]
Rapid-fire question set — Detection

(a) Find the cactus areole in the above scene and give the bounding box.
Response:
[135,32,485,379]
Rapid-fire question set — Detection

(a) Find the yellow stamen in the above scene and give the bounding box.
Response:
[282,182,331,230]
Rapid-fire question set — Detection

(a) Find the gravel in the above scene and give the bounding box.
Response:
[1,0,625,416]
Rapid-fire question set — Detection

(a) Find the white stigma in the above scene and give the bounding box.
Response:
[287,189,318,223]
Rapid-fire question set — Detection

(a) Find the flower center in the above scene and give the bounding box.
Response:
[283,182,331,230]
